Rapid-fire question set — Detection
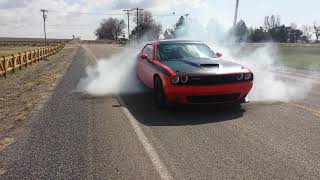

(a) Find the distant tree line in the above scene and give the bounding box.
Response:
[95,18,125,40]
[232,15,320,43]
[95,11,162,41]
[94,12,320,43]
[129,11,162,41]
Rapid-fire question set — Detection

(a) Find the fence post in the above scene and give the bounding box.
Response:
[18,52,22,70]
[12,54,15,73]
[36,49,40,62]
[32,50,35,63]
[29,50,32,65]
[25,52,28,67]
[41,48,44,60]
[3,56,7,77]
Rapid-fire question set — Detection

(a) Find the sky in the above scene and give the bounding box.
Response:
[0,0,319,40]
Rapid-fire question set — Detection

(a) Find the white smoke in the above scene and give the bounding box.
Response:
[176,19,314,102]
[216,44,313,101]
[78,17,314,102]
[77,45,144,96]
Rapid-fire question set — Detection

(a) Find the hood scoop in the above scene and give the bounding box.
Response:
[200,64,219,68]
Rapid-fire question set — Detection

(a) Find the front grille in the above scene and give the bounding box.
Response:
[187,93,240,103]
[186,74,253,86]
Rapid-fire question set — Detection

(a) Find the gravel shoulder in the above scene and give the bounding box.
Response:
[0,44,80,150]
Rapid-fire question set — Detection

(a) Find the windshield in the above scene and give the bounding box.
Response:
[157,43,217,61]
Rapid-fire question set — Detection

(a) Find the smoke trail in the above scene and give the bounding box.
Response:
[176,19,314,101]
[217,44,313,101]
[77,45,144,96]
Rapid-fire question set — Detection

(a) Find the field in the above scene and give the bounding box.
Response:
[277,46,320,71]
[229,44,320,71]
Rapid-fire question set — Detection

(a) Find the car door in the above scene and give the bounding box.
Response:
[137,44,155,88]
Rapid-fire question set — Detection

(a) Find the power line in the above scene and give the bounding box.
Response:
[153,12,179,17]
[48,24,95,27]
[40,9,48,45]
[48,9,183,17]
[47,10,123,16]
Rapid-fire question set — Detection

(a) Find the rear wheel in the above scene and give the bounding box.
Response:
[153,76,167,108]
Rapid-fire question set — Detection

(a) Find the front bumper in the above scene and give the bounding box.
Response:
[163,81,253,104]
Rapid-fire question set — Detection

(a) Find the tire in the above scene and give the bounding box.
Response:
[153,76,167,108]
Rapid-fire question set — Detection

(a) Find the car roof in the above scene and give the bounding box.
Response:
[152,39,203,45]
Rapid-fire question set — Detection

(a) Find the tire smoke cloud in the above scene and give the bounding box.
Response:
[176,19,313,102]
[78,19,314,102]
[77,45,144,96]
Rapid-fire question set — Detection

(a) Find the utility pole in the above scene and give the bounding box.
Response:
[40,9,48,46]
[132,8,143,26]
[185,13,190,24]
[233,0,240,27]
[123,9,133,40]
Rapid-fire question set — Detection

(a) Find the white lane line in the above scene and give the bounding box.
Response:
[83,46,173,180]
[82,44,98,63]
[117,96,173,180]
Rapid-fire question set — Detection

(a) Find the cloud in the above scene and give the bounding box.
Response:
[0,0,32,9]
[111,0,171,10]
[111,0,206,11]
[0,0,97,39]
[3,0,317,40]
[0,0,210,39]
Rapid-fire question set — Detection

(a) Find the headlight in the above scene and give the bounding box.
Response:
[180,76,188,83]
[171,76,180,84]
[244,73,252,80]
[236,74,244,80]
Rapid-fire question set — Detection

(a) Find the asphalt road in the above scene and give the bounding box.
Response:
[1,44,320,179]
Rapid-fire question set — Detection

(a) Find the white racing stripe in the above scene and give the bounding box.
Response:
[83,45,173,180]
[117,96,173,180]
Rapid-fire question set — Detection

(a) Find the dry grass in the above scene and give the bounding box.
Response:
[0,44,80,144]
[0,137,14,151]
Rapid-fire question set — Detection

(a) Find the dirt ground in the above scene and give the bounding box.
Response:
[0,44,80,150]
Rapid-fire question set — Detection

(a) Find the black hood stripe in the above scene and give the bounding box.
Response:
[141,60,171,76]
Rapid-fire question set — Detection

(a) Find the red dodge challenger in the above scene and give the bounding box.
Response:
[136,40,253,108]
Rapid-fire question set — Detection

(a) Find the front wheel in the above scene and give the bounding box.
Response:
[153,76,167,108]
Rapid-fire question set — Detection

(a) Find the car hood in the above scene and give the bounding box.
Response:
[160,58,249,75]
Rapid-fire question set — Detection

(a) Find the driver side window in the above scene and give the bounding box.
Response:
[142,44,154,60]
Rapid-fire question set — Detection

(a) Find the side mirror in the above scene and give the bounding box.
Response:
[216,52,222,58]
[140,53,148,60]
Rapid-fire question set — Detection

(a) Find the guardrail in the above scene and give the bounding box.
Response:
[0,43,65,77]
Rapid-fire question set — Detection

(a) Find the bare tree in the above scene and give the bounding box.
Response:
[264,15,281,30]
[314,22,320,43]
[263,16,270,30]
[95,18,126,40]
[302,25,313,42]
[290,22,297,30]
[130,11,162,40]
[133,11,153,25]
